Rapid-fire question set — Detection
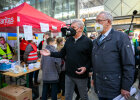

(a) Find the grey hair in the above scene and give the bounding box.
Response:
[71,19,84,28]
[97,11,113,22]
[44,31,51,36]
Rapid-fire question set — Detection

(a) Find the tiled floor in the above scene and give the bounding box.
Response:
[3,70,138,100]
[36,70,138,100]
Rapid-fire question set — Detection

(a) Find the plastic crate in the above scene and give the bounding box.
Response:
[0,63,11,71]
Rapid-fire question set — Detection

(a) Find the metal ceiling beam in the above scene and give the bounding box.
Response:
[111,2,121,15]
[104,4,118,16]
[89,1,95,6]
[126,2,139,15]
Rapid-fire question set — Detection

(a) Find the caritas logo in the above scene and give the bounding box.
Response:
[0,17,14,25]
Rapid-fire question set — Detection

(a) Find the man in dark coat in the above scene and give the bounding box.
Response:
[92,11,135,100]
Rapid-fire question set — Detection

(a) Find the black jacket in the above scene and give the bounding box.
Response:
[38,40,43,50]
[51,35,93,79]
[92,28,135,98]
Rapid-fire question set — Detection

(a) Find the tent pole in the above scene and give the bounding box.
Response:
[17,26,20,64]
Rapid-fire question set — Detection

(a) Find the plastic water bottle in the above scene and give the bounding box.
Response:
[23,64,27,72]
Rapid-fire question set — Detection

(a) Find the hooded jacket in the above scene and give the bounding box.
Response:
[41,45,61,82]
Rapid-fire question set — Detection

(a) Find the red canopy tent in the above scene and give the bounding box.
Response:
[0,2,66,63]
[0,2,65,33]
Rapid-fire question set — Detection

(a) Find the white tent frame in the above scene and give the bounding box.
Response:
[17,26,20,64]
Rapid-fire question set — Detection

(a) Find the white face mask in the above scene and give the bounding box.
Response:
[33,39,36,42]
[94,23,103,33]
[43,38,46,41]
[62,42,65,45]
[53,44,57,48]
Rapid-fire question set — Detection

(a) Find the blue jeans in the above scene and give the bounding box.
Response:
[42,82,58,100]
[65,75,88,100]
[99,97,113,100]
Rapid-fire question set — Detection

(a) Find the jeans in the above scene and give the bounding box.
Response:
[75,85,80,100]
[42,82,58,100]
[99,97,113,100]
[65,75,88,100]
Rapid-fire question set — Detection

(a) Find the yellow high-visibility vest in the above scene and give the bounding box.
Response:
[0,43,12,59]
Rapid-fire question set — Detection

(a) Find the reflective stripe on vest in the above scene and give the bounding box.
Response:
[28,52,38,55]
[28,56,38,58]
[42,41,44,46]
[6,43,12,59]
[0,43,12,59]
[27,43,38,61]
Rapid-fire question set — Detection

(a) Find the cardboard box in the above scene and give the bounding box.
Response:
[0,85,32,100]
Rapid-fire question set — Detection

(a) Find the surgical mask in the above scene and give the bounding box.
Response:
[129,36,133,40]
[0,41,5,45]
[94,23,103,33]
[62,42,65,45]
[53,44,57,48]
[43,38,46,41]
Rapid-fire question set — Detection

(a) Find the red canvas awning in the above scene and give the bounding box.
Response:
[0,2,65,33]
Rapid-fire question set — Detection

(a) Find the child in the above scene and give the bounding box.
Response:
[56,37,65,100]
[41,37,61,100]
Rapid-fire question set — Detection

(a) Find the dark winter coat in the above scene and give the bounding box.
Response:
[92,28,135,98]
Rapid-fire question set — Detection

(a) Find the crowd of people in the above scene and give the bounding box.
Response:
[0,11,140,100]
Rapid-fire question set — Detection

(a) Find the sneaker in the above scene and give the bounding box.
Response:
[34,82,40,86]
[61,96,65,100]
[57,93,62,99]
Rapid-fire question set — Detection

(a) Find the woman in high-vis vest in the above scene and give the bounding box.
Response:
[24,40,40,87]
[0,37,14,83]
[0,37,13,60]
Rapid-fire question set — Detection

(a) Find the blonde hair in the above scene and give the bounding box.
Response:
[56,37,64,51]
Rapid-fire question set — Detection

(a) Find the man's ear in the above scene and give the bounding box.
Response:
[80,26,84,30]
[108,20,112,25]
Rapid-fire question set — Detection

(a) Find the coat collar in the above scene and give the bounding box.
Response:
[46,45,55,50]
[96,28,114,46]
[71,35,84,41]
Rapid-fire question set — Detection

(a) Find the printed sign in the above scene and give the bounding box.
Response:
[23,25,33,40]
[40,23,49,32]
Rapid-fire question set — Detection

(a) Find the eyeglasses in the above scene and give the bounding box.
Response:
[95,19,107,23]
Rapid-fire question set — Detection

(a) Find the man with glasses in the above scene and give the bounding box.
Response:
[92,11,135,100]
